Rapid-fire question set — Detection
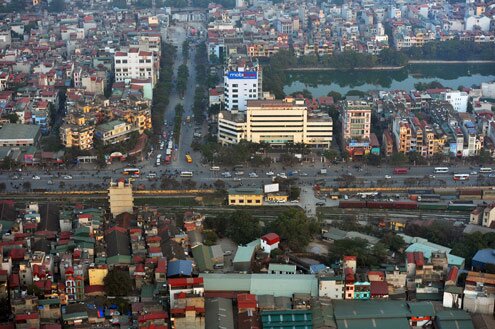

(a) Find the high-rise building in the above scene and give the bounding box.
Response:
[341,98,371,156]
[114,48,158,87]
[223,57,262,112]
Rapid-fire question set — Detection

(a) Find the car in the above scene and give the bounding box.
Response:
[316,202,325,206]
[489,173,495,178]
[249,172,258,178]
[266,171,274,176]
[47,180,53,185]
[234,171,244,176]
[428,175,436,179]
[32,175,40,180]
[233,177,242,181]
[63,175,73,180]
[290,200,299,203]
[300,172,308,176]
[384,175,392,179]
[12,175,19,180]
[224,250,232,256]
[221,172,232,177]
[277,173,287,179]
[470,171,478,175]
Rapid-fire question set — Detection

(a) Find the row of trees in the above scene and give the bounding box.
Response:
[205,209,320,251]
[173,104,184,144]
[151,43,176,136]
[176,64,189,97]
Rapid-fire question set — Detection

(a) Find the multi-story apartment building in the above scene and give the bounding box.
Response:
[60,124,95,150]
[223,56,262,112]
[95,120,137,145]
[444,91,469,112]
[114,48,158,87]
[218,98,333,148]
[341,98,371,156]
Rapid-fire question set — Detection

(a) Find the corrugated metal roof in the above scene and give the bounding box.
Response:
[233,245,255,263]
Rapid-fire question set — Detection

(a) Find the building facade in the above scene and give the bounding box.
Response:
[218,99,333,148]
[223,57,262,112]
[341,99,371,156]
[114,48,158,87]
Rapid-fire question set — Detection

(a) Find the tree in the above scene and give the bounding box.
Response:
[0,297,10,322]
[268,209,320,251]
[213,179,226,190]
[327,91,343,101]
[381,233,406,253]
[3,113,18,123]
[389,152,408,165]
[0,183,6,192]
[22,182,31,191]
[225,211,261,245]
[289,186,301,200]
[103,269,133,296]
[328,238,387,267]
[323,149,340,161]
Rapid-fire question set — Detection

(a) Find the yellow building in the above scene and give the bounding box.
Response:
[96,120,137,145]
[218,98,333,148]
[266,193,289,202]
[59,123,95,150]
[88,267,108,286]
[228,188,264,206]
[108,180,134,217]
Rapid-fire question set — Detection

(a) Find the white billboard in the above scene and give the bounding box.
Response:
[264,183,279,193]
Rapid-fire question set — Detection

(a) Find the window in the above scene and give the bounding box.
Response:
[116,60,121,64]
[255,200,261,204]
[247,200,252,203]
[139,59,144,64]
[239,199,244,203]
[146,59,151,63]
[232,84,238,87]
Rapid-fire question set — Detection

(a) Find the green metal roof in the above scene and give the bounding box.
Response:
[333,300,409,319]
[227,187,263,195]
[39,298,60,305]
[200,273,319,297]
[192,245,213,271]
[435,310,474,329]
[96,120,126,132]
[268,263,296,273]
[0,123,40,141]
[106,255,132,265]
[261,309,312,328]
[408,301,435,317]
[336,318,411,329]
[140,284,155,298]
[233,245,255,263]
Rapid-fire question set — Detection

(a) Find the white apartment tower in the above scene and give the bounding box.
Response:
[224,57,262,112]
[114,48,158,87]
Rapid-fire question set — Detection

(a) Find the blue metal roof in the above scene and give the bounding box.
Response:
[167,260,193,277]
[472,249,495,265]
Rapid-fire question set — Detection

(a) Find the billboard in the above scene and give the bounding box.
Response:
[264,183,279,193]
[348,142,370,148]
[227,71,257,79]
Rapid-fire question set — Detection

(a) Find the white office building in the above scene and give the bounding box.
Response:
[218,98,333,148]
[114,48,158,87]
[444,91,469,112]
[224,58,262,112]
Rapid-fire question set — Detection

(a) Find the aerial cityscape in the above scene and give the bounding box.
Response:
[0,0,495,328]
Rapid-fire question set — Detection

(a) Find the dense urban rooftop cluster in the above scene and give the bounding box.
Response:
[1,182,495,328]
[206,0,495,59]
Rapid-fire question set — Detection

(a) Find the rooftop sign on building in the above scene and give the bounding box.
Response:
[227,71,257,79]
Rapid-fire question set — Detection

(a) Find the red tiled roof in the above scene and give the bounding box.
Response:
[370,280,389,296]
[138,311,168,322]
[168,277,203,288]
[15,313,39,320]
[237,293,257,309]
[261,233,280,245]
[9,248,26,261]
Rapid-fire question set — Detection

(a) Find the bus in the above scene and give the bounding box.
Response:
[480,167,493,173]
[185,154,192,163]
[123,168,141,177]
[180,171,193,177]
[453,174,470,181]
[434,167,449,173]
[393,167,408,174]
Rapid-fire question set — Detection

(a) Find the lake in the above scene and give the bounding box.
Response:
[283,63,495,97]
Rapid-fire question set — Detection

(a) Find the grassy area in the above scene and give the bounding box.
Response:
[134,197,199,207]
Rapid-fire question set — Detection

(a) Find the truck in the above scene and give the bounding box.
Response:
[320,169,327,175]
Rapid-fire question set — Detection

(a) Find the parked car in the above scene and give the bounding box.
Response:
[32,175,40,180]
[266,171,274,176]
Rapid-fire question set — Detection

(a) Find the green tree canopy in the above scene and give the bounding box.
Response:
[103,269,133,297]
[268,209,320,251]
[225,211,261,245]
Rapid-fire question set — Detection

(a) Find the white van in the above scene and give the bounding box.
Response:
[210,166,220,171]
